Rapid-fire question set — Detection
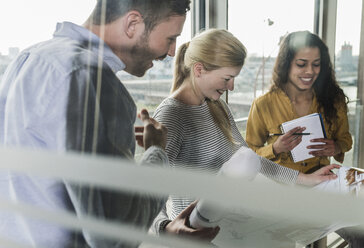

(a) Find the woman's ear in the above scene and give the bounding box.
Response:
[193,62,205,78]
[124,11,144,38]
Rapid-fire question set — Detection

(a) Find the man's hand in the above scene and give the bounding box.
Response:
[165,201,220,242]
[296,164,341,187]
[135,109,167,150]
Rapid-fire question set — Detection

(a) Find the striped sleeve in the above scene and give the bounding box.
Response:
[153,104,184,166]
[240,139,298,184]
[260,156,298,185]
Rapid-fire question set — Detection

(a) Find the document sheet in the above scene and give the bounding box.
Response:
[281,113,326,162]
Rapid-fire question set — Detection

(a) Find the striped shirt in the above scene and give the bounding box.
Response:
[152,97,299,232]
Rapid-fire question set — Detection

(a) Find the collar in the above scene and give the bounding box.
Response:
[53,22,125,73]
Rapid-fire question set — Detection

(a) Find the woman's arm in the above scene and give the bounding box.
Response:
[250,139,339,187]
[153,103,184,166]
[296,164,340,186]
[332,104,353,162]
[246,100,277,159]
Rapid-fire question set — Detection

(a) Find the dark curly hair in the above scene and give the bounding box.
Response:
[271,30,348,130]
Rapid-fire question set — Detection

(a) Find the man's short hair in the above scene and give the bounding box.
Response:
[91,0,190,31]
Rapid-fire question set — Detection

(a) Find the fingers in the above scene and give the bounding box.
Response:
[148,117,158,126]
[286,126,305,136]
[307,144,325,150]
[180,201,220,241]
[308,140,332,149]
[283,127,305,141]
[135,126,144,147]
[134,126,144,133]
[309,148,336,157]
[179,201,198,218]
[312,164,340,180]
[321,174,338,182]
[310,138,332,143]
[190,226,220,241]
[136,109,167,149]
[298,163,342,186]
[137,109,164,130]
[274,127,306,154]
[308,138,338,157]
[323,164,341,171]
[138,109,162,128]
[289,135,303,148]
[135,109,149,147]
[280,127,302,141]
[277,134,303,153]
[165,201,219,243]
[138,109,150,124]
[135,135,143,147]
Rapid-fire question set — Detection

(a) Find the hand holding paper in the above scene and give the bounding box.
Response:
[307,137,341,157]
[314,166,364,196]
[189,147,262,229]
[297,164,340,187]
[280,113,326,162]
[272,126,306,155]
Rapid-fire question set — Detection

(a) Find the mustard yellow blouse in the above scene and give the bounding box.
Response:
[246,88,353,173]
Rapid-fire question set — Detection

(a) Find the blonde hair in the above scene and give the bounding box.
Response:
[172,29,247,143]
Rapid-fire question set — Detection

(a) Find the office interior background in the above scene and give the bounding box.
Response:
[0,0,364,247]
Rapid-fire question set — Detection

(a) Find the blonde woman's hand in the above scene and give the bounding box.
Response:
[296,164,340,187]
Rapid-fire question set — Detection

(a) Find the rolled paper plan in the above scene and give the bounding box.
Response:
[189,147,262,228]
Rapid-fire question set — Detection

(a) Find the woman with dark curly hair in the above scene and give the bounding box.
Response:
[246,30,363,247]
[246,30,352,174]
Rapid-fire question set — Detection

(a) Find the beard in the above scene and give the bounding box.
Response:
[128,33,166,77]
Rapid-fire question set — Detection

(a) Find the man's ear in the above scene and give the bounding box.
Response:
[193,62,205,78]
[124,11,144,38]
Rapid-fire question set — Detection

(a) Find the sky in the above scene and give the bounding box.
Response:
[0,0,95,55]
[228,0,363,57]
[0,0,362,56]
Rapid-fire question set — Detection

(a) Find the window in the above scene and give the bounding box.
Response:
[335,0,362,100]
[227,0,315,125]
[0,1,191,118]
[0,0,94,79]
[335,0,363,168]
[118,12,191,158]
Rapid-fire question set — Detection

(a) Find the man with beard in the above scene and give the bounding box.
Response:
[0,0,217,247]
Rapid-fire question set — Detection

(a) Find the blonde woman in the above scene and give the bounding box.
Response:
[151,29,338,239]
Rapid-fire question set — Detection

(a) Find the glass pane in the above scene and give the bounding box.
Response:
[0,1,191,160]
[0,0,94,79]
[335,0,362,101]
[118,12,191,158]
[228,0,315,134]
[335,0,363,168]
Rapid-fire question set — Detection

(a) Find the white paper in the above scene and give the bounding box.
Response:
[213,207,347,248]
[281,113,326,162]
[189,150,364,247]
[189,147,262,229]
[210,167,364,247]
[314,166,364,196]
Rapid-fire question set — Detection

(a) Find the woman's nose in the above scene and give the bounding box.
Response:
[227,79,234,91]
